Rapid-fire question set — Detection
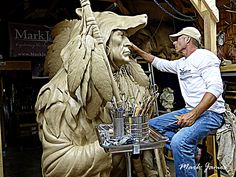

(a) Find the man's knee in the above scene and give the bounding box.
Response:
[170,134,182,150]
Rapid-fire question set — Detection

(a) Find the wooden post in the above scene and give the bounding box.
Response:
[154,148,170,177]
[190,0,219,53]
[203,10,217,53]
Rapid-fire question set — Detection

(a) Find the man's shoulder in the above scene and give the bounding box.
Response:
[195,49,219,62]
[190,49,220,68]
[197,48,215,55]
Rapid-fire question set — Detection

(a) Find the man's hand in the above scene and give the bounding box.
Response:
[129,43,139,53]
[177,110,199,127]
[177,92,218,127]
[128,43,155,63]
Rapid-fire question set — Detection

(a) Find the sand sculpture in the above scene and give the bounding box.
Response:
[35,1,168,176]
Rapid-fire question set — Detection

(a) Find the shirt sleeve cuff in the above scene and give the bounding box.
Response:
[207,86,223,98]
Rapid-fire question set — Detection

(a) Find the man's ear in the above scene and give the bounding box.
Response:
[186,37,191,43]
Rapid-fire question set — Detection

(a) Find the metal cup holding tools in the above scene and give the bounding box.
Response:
[125,114,149,142]
[112,108,125,138]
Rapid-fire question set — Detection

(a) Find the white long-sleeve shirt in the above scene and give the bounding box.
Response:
[152,49,225,114]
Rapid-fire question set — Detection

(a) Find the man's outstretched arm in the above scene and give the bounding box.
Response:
[130,43,155,63]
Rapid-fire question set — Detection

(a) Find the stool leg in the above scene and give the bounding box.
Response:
[202,134,220,177]
[214,136,220,177]
[201,138,207,177]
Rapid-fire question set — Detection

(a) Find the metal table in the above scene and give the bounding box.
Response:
[96,124,168,177]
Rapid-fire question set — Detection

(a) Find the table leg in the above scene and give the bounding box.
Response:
[125,152,132,177]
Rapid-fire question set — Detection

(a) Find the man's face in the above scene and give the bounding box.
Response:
[173,35,190,54]
[107,30,132,67]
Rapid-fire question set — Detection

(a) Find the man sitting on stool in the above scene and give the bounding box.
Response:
[129,26,225,177]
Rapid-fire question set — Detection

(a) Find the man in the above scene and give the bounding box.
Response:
[35,9,161,177]
[130,26,225,177]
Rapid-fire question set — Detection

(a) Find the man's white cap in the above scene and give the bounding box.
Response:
[169,27,201,44]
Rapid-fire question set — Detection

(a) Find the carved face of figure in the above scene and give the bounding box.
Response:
[107,30,132,68]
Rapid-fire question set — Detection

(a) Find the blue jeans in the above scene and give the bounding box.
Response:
[149,108,224,177]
